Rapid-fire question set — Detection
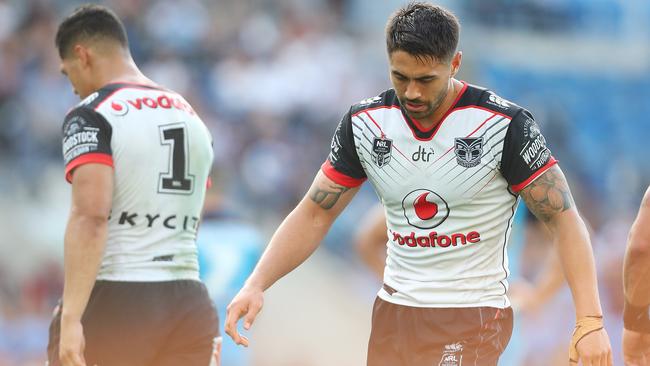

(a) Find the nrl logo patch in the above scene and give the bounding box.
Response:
[454,137,483,168]
[371,137,392,168]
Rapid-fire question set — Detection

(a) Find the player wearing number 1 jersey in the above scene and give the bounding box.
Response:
[48,5,218,366]
[226,3,612,366]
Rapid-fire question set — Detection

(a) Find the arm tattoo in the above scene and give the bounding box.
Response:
[520,166,574,222]
[309,183,350,210]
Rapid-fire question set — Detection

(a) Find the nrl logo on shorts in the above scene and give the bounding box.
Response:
[371,137,392,168]
[454,137,483,168]
[439,342,463,366]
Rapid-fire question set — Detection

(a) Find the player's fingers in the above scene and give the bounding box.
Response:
[599,352,609,366]
[225,302,244,331]
[225,323,248,347]
[599,352,610,366]
[592,352,602,366]
[580,353,594,366]
[607,349,613,366]
[224,322,243,346]
[224,304,245,345]
[226,305,254,347]
[239,334,250,347]
[243,300,263,330]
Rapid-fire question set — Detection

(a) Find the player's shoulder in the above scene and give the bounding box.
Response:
[66,82,195,120]
[64,83,127,122]
[459,83,527,120]
[348,89,400,117]
[64,85,112,119]
[69,83,138,113]
[61,86,120,135]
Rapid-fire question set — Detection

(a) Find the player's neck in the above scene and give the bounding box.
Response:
[96,57,156,90]
[417,79,463,131]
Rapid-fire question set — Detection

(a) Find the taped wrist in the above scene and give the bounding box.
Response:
[623,300,650,333]
[569,315,604,363]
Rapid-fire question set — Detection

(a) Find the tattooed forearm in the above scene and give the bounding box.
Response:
[520,165,574,222]
[309,184,350,210]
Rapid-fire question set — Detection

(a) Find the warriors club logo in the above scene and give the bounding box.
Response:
[454,137,483,168]
[401,189,450,229]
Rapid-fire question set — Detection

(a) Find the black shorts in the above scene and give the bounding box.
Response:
[47,280,219,366]
[367,297,513,366]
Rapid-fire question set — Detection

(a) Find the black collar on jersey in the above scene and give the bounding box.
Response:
[77,82,170,111]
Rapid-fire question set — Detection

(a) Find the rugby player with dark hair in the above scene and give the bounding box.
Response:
[623,187,650,365]
[226,2,612,365]
[50,4,218,366]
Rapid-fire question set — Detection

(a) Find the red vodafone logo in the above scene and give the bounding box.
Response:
[108,94,196,116]
[414,192,438,219]
[127,95,195,115]
[402,189,449,229]
[110,100,129,116]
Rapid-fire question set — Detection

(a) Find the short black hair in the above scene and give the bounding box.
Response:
[386,2,460,63]
[55,4,128,58]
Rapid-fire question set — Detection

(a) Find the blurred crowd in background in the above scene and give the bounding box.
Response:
[0,0,648,365]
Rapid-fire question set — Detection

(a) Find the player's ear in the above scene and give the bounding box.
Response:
[450,51,462,77]
[72,44,91,68]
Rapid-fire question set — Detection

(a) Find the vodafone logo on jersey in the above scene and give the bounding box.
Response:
[109,94,196,116]
[402,189,449,229]
[395,189,481,249]
[110,100,129,116]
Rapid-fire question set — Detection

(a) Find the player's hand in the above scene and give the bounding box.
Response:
[59,318,87,366]
[572,328,613,366]
[623,328,650,365]
[225,284,264,347]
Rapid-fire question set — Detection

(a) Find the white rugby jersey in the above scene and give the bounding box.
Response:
[323,82,557,308]
[61,82,214,282]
